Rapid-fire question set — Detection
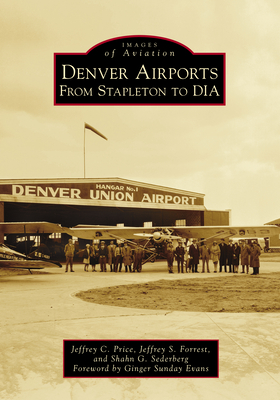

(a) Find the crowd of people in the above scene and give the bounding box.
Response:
[64,238,262,275]
[64,239,144,273]
[168,239,262,275]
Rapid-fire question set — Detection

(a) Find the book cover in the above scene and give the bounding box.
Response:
[1,1,280,399]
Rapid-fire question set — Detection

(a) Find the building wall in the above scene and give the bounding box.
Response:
[3,202,204,228]
[0,202,4,242]
[203,210,230,226]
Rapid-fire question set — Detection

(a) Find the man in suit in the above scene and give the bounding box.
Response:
[200,243,211,273]
[133,245,144,272]
[219,239,228,272]
[227,240,234,273]
[175,241,185,273]
[114,243,123,272]
[99,241,108,272]
[189,239,200,273]
[64,238,75,272]
[107,240,116,272]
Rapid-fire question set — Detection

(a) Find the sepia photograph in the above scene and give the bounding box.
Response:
[1,0,280,399]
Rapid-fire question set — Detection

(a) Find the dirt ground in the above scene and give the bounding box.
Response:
[75,272,280,313]
[76,253,280,313]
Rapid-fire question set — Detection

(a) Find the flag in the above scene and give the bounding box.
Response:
[84,123,108,140]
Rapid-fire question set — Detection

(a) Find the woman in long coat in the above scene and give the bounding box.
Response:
[89,243,97,272]
[107,241,116,272]
[122,242,133,272]
[166,241,174,273]
[250,242,261,275]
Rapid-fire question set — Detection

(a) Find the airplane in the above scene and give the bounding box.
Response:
[0,221,279,264]
[0,243,62,271]
[60,224,279,243]
[0,222,64,271]
[59,224,280,262]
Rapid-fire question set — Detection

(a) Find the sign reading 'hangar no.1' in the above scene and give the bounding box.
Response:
[54,36,225,105]
[0,180,205,210]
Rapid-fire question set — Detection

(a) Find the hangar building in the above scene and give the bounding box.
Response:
[0,178,230,246]
[265,218,280,250]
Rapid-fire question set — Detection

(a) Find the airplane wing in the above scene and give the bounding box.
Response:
[0,260,53,269]
[172,225,280,240]
[62,224,280,241]
[62,225,162,240]
[0,221,279,242]
[0,222,65,235]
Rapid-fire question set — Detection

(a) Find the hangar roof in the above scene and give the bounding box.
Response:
[265,218,280,226]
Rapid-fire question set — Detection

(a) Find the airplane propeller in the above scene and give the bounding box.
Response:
[134,231,182,242]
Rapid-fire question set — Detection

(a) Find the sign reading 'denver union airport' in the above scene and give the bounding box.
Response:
[0,180,205,211]
[54,36,225,105]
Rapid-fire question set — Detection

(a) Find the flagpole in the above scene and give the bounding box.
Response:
[84,124,86,178]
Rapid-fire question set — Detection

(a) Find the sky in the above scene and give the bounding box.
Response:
[0,0,280,225]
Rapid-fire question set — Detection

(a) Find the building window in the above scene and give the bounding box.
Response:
[49,233,62,239]
[144,221,153,227]
[175,219,186,226]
